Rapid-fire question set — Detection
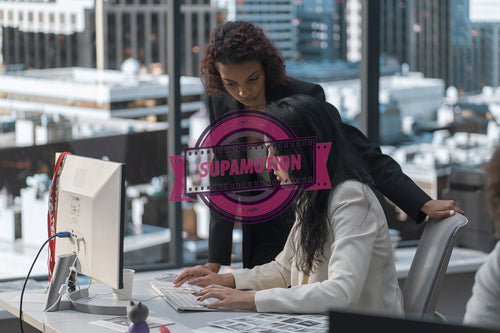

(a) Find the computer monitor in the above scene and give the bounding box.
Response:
[44,154,126,315]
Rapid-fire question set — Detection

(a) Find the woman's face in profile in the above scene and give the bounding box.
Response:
[265,144,291,185]
[216,60,266,111]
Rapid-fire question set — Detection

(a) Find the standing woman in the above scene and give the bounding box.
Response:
[198,20,462,273]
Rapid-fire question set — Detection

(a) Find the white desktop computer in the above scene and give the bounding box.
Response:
[44,153,126,315]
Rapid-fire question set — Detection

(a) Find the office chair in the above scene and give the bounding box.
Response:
[402,213,468,319]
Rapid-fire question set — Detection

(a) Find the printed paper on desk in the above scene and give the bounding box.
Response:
[192,327,232,333]
[90,316,174,332]
[207,313,328,333]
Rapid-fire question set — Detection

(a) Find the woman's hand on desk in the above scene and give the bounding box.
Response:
[196,285,256,311]
[173,266,236,288]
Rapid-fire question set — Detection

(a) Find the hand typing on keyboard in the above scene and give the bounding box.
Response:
[173,266,236,288]
[150,279,218,311]
[174,285,196,294]
[167,267,257,311]
[195,285,256,311]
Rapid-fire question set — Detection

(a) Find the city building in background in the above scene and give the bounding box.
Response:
[378,0,490,95]
[318,71,446,144]
[226,0,296,63]
[294,0,347,63]
[3,0,497,95]
[470,0,500,89]
[0,0,94,71]
[0,67,204,139]
[379,0,409,68]
[0,0,225,76]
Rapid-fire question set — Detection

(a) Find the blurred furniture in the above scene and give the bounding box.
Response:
[442,168,496,253]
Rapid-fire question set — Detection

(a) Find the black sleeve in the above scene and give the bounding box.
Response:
[207,211,234,265]
[204,94,236,265]
[287,79,326,102]
[205,93,216,123]
[308,86,431,223]
[341,123,431,223]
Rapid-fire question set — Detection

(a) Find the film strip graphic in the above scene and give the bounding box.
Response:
[169,109,332,222]
[184,137,316,195]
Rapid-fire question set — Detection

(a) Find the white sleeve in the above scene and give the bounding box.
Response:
[255,183,381,313]
[463,241,500,329]
[232,226,295,290]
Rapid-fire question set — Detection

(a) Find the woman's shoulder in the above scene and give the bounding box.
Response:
[328,180,385,229]
[270,78,325,101]
[334,179,370,192]
[331,180,377,205]
[283,78,324,94]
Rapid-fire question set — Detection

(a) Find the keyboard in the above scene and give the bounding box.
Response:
[150,278,218,312]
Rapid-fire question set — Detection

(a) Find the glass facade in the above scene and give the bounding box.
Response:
[0,0,499,288]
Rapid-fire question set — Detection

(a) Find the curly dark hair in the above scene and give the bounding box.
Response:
[200,21,287,97]
[483,145,500,239]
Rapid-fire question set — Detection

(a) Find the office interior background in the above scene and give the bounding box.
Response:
[0,0,499,321]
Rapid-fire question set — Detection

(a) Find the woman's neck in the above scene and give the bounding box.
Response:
[243,102,266,111]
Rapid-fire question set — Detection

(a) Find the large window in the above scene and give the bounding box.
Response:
[0,0,225,281]
[1,0,498,285]
[290,0,499,250]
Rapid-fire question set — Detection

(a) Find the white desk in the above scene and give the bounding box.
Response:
[0,270,263,333]
[0,247,489,332]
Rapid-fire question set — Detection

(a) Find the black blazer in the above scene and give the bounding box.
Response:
[205,78,431,268]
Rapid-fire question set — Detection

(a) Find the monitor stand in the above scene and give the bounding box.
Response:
[66,288,127,315]
[44,253,76,312]
[44,253,127,316]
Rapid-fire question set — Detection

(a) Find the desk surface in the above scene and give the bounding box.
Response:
[0,270,266,333]
[0,246,489,333]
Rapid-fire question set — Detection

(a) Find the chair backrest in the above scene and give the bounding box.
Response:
[402,213,468,318]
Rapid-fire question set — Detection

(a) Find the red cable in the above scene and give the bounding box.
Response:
[47,152,71,282]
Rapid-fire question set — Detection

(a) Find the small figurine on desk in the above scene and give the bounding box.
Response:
[128,301,149,333]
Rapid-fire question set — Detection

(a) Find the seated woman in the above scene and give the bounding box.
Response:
[173,95,404,314]
[463,145,500,329]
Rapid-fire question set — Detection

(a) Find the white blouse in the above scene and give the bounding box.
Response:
[232,180,404,314]
[463,241,500,329]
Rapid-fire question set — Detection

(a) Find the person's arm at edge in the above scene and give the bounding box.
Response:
[341,123,466,222]
[301,82,429,223]
[463,242,500,328]
[286,81,463,221]
[341,123,430,222]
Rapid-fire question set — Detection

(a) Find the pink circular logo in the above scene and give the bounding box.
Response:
[169,110,331,223]
[193,110,300,223]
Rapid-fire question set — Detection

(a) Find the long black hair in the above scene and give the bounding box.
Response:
[266,95,373,273]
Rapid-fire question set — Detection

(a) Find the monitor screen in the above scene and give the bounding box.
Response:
[54,154,125,290]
